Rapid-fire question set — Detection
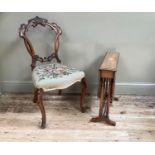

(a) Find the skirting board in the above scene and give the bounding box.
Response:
[0,81,155,96]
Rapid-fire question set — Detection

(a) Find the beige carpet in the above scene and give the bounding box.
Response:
[0,94,155,141]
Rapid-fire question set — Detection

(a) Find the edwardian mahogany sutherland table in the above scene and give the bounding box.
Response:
[90,52,120,126]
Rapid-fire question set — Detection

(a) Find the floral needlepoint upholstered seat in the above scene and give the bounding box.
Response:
[19,16,87,128]
[32,63,85,91]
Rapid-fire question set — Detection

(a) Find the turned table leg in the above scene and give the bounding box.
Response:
[110,75,119,104]
[99,79,105,116]
[97,78,103,98]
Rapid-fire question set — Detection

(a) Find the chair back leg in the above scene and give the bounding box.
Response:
[58,90,62,95]
[80,77,87,113]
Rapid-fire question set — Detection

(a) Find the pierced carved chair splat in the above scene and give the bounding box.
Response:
[19,16,87,128]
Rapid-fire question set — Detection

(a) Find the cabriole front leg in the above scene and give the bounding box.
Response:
[37,88,46,129]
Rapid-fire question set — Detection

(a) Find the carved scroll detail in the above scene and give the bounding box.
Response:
[19,16,62,70]
[31,54,61,70]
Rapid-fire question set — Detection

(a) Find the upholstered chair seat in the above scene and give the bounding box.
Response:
[32,63,85,91]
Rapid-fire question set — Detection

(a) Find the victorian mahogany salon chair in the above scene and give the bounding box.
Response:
[19,16,87,128]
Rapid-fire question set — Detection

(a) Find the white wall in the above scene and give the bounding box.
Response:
[0,12,155,95]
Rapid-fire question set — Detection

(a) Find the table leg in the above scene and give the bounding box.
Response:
[110,75,119,104]
[90,78,116,126]
[97,78,103,98]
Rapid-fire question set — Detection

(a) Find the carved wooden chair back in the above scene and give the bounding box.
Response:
[19,16,62,70]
